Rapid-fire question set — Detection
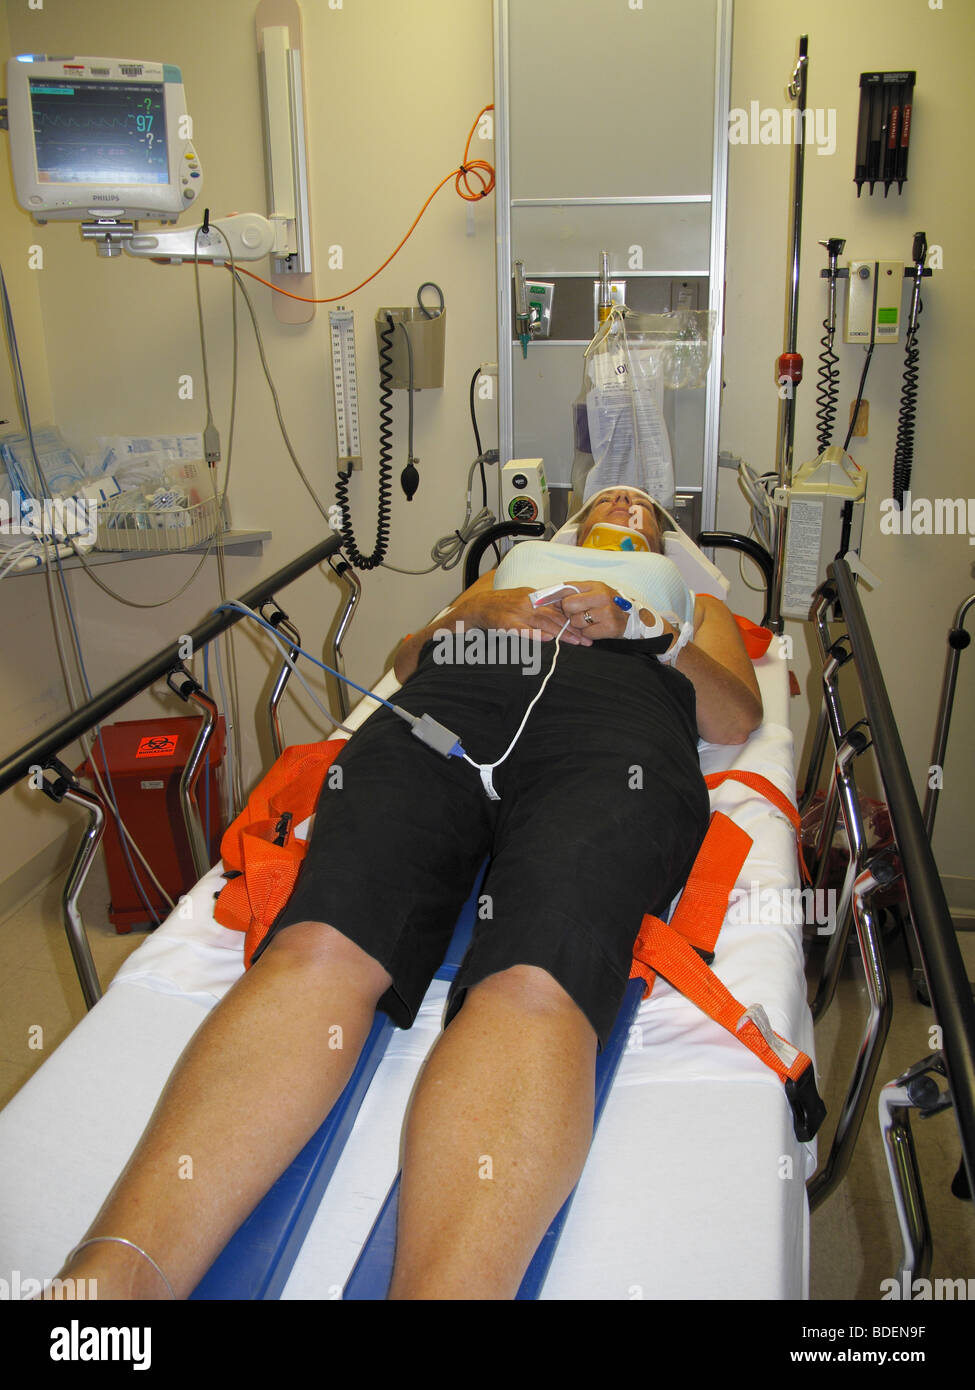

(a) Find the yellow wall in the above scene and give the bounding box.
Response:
[0,1,86,909]
[0,0,971,913]
[0,0,497,910]
[720,0,974,906]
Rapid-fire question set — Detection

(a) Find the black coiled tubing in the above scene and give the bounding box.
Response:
[815,315,840,454]
[334,313,395,569]
[893,298,922,509]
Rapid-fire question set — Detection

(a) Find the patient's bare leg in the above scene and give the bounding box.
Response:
[389,965,597,1300]
[50,922,392,1299]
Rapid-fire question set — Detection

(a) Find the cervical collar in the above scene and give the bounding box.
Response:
[580,521,651,553]
[554,486,731,602]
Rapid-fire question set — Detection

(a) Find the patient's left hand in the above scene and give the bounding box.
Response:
[558,583,629,638]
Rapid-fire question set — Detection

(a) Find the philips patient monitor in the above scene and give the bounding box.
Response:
[6,55,201,223]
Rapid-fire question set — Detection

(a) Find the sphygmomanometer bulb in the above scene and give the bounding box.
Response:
[401,460,420,500]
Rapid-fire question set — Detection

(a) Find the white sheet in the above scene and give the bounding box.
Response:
[0,641,817,1298]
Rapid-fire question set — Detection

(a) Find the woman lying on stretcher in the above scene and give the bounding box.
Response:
[48,487,762,1301]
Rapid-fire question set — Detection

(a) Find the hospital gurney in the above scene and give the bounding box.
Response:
[0,576,819,1298]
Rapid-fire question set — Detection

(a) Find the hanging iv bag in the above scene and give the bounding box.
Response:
[570,307,714,512]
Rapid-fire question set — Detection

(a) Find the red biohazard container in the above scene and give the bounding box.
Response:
[80,715,226,932]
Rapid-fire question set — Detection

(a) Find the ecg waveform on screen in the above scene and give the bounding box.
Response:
[35,111,137,131]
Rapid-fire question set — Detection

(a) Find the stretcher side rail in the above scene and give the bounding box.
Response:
[0,534,343,797]
[696,530,774,628]
[810,559,975,1274]
[0,534,345,1007]
[462,519,546,589]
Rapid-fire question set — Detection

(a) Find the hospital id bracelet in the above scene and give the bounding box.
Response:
[657,620,694,665]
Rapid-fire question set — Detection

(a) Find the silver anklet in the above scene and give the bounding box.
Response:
[65,1236,176,1299]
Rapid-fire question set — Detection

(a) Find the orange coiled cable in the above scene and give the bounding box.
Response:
[226,104,495,304]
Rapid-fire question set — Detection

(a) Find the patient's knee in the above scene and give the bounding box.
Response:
[466,964,585,1023]
[258,921,391,994]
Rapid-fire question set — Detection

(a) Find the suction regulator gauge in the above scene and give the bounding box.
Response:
[508,496,539,522]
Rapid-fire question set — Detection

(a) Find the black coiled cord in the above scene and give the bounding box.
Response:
[893,297,922,509]
[815,314,839,453]
[334,313,395,569]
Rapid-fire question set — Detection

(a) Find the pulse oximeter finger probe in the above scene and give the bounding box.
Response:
[529,582,581,609]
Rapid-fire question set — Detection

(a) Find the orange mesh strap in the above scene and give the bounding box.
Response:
[212,874,250,935]
[218,739,345,872]
[214,739,346,961]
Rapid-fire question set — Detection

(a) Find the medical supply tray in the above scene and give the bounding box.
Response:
[95,458,219,553]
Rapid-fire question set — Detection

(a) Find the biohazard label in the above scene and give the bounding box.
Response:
[136,734,178,758]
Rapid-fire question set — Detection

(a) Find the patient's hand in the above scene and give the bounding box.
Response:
[393,576,591,683]
[558,582,631,640]
[457,584,593,645]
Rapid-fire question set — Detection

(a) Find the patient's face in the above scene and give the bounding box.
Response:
[577,490,664,554]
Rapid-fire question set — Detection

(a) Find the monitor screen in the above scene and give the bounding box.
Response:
[30,77,170,186]
[7,56,200,223]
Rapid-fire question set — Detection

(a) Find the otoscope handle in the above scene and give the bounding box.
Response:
[908,230,926,330]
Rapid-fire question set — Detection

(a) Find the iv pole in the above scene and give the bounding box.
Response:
[768,35,809,633]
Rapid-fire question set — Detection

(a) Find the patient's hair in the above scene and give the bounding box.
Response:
[575,492,669,554]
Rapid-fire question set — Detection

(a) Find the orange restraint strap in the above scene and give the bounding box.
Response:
[214,739,346,968]
[629,772,825,1142]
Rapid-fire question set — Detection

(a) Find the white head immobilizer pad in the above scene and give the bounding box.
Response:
[554,487,731,602]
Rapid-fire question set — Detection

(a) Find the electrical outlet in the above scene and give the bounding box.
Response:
[670,278,699,311]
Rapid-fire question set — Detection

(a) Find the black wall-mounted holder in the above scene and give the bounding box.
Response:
[854,72,916,196]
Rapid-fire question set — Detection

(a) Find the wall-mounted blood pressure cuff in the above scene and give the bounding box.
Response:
[657,619,694,665]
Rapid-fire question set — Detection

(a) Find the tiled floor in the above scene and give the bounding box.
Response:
[0,852,147,1106]
[808,920,975,1298]
[1,852,973,1298]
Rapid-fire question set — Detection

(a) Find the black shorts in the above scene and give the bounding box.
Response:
[254,636,710,1047]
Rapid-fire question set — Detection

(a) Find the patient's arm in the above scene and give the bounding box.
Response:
[672,593,763,745]
[558,583,762,745]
